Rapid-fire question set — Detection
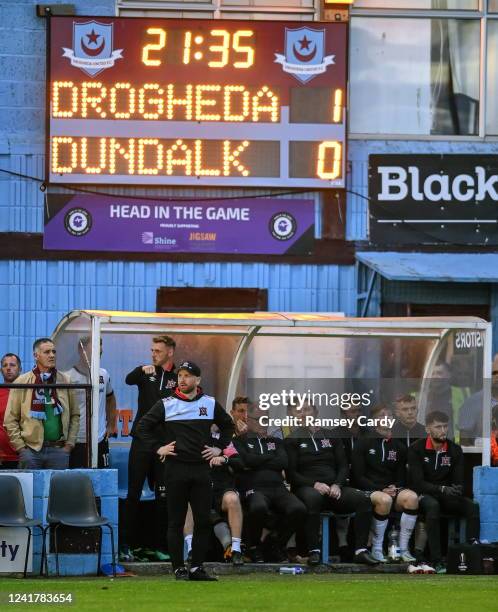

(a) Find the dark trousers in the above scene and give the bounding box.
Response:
[295,485,372,552]
[419,493,480,562]
[69,438,110,469]
[244,486,307,548]
[124,438,168,550]
[164,460,212,570]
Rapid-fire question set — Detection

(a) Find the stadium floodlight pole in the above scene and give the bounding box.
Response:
[90,316,102,469]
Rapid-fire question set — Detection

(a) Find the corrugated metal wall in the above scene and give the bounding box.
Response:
[0,260,357,367]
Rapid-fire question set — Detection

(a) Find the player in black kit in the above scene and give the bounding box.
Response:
[121,335,177,562]
[137,361,234,581]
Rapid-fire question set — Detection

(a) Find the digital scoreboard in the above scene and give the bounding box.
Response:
[48,17,348,188]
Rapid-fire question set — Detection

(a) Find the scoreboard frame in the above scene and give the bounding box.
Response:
[46,16,348,189]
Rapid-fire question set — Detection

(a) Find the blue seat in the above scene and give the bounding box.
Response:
[320,511,355,565]
[109,446,155,501]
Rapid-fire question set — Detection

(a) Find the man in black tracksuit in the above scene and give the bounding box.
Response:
[209,433,244,564]
[123,335,177,560]
[233,406,306,563]
[408,410,480,570]
[136,361,234,581]
[285,404,377,566]
[392,394,426,447]
[352,405,419,563]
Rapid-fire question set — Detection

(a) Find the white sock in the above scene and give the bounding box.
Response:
[399,512,417,553]
[190,566,199,573]
[371,517,388,551]
[213,521,231,549]
[231,537,241,553]
[185,534,193,552]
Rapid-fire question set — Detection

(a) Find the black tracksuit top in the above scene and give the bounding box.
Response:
[351,435,407,490]
[210,436,244,491]
[407,437,464,495]
[125,364,177,436]
[284,427,348,488]
[135,389,234,464]
[233,434,288,490]
[391,421,427,447]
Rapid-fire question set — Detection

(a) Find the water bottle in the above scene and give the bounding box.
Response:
[388,527,400,561]
[279,567,305,575]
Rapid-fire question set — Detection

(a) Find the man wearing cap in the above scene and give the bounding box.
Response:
[136,361,234,581]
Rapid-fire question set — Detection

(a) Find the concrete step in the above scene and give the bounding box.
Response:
[121,561,410,576]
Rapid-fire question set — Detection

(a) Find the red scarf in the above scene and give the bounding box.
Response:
[30,367,62,420]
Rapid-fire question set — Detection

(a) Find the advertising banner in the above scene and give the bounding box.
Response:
[369,154,498,245]
[44,194,315,255]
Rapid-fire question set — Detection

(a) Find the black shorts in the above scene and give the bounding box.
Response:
[362,487,407,506]
[212,487,239,516]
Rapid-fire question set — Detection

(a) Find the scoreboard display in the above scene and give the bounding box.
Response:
[48,17,348,188]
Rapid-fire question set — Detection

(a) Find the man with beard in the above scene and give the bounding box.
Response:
[408,410,480,574]
[352,404,419,564]
[392,394,426,447]
[137,361,234,581]
[285,403,377,566]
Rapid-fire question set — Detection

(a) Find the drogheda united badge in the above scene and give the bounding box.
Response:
[62,20,123,77]
[274,27,335,84]
[64,208,92,237]
[269,212,297,241]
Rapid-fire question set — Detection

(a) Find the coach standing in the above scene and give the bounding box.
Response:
[122,335,177,562]
[137,361,234,581]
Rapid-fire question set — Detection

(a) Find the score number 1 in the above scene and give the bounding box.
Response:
[142,28,255,69]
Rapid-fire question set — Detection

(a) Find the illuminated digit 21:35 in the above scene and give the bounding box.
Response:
[141,28,255,68]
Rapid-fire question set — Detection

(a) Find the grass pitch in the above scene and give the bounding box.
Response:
[0,574,497,612]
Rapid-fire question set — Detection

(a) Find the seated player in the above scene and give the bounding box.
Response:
[209,427,244,565]
[233,405,306,563]
[408,410,480,574]
[392,394,426,447]
[352,404,419,563]
[285,403,377,566]
[230,396,249,437]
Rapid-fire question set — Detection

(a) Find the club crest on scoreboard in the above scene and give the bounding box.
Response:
[62,20,123,77]
[274,27,335,84]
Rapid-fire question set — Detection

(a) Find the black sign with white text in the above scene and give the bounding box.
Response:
[369,155,498,245]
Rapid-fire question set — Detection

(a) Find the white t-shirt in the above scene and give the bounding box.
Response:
[66,366,114,443]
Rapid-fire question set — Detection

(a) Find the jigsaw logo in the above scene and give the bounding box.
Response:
[275,27,335,83]
[62,20,123,77]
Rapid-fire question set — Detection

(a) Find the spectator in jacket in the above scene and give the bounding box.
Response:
[4,338,79,469]
[0,353,21,467]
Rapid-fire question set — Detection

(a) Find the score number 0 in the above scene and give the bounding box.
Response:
[142,28,255,69]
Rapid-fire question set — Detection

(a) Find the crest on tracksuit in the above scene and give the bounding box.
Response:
[62,20,123,77]
[274,27,335,84]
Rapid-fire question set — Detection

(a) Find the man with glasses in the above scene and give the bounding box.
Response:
[4,338,79,469]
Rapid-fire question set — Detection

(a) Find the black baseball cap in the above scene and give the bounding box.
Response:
[177,361,201,377]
